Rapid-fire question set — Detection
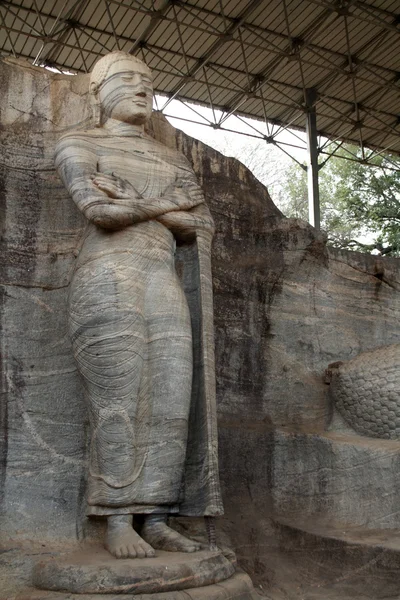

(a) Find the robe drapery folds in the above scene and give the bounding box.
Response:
[55,129,223,518]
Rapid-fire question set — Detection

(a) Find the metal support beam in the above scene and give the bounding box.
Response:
[305,87,320,230]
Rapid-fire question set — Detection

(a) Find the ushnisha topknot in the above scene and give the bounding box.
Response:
[89,51,152,94]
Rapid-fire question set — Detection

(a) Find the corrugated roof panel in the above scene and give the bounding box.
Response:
[272,1,328,38]
[223,0,256,20]
[0,0,399,155]
[245,0,283,29]
[175,5,222,40]
[369,36,400,71]
[373,89,400,115]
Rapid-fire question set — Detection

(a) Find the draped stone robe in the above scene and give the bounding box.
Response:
[55,128,223,518]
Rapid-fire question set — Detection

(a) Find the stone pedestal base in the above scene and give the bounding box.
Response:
[32,548,234,595]
[24,547,261,599]
[20,572,259,599]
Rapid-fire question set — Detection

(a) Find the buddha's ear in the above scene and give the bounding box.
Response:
[89,81,98,96]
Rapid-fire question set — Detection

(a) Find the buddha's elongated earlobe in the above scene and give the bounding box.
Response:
[90,82,101,128]
[92,97,101,127]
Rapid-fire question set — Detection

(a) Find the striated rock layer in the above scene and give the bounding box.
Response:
[1,57,400,599]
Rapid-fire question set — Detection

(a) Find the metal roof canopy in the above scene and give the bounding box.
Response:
[1,0,400,227]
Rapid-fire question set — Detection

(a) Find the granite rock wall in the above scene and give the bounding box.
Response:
[1,57,400,598]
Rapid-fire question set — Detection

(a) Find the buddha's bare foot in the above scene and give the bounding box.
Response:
[106,515,155,559]
[142,514,201,553]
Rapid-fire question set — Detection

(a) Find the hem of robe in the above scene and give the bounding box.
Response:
[87,503,180,516]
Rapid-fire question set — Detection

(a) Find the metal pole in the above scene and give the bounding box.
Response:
[305,88,320,230]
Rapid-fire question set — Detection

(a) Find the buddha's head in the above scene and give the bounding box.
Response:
[89,51,153,127]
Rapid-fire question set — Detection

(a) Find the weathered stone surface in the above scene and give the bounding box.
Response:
[2,56,400,600]
[271,430,400,529]
[33,549,234,594]
[270,521,400,599]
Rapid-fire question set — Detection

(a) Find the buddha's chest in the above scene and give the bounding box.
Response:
[96,137,178,198]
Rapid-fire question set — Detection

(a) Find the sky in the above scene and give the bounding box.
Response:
[155,95,309,211]
[157,97,381,249]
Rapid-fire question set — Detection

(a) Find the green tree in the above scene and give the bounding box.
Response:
[280,145,400,256]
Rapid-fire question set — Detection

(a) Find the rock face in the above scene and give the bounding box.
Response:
[1,57,400,600]
[326,344,400,439]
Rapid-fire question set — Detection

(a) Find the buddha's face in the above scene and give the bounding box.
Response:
[97,59,153,125]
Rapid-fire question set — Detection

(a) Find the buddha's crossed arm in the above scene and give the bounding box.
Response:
[156,202,214,241]
[55,133,204,230]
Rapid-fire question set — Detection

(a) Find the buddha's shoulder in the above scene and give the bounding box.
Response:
[142,135,192,166]
[56,127,110,146]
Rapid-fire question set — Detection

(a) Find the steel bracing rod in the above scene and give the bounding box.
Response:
[318,149,399,171]
[271,5,395,129]
[317,79,398,150]
[104,0,120,51]
[203,66,217,124]
[128,0,171,53]
[172,0,400,65]
[173,98,215,125]
[33,0,90,66]
[205,63,250,95]
[304,31,391,101]
[1,3,397,157]
[1,1,45,37]
[164,107,400,170]
[4,0,31,58]
[305,88,320,230]
[160,0,265,112]
[171,3,190,73]
[350,72,400,118]
[352,0,400,33]
[72,24,88,71]
[169,87,398,143]
[0,0,396,102]
[319,121,358,151]
[32,0,47,36]
[3,15,355,85]
[1,0,398,78]
[218,7,335,126]
[364,147,400,170]
[271,112,308,142]
[321,131,400,168]
[318,140,346,167]
[228,110,308,155]
[0,4,16,56]
[259,86,272,137]
[142,44,188,77]
[161,110,307,166]
[281,0,307,105]
[244,23,397,79]
[305,0,400,34]
[343,13,364,159]
[17,22,397,147]
[362,110,400,150]
[53,1,111,69]
[305,6,399,146]
[74,21,115,54]
[1,14,396,146]
[3,9,396,130]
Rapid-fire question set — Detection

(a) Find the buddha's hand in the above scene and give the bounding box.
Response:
[162,178,204,210]
[90,172,141,201]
